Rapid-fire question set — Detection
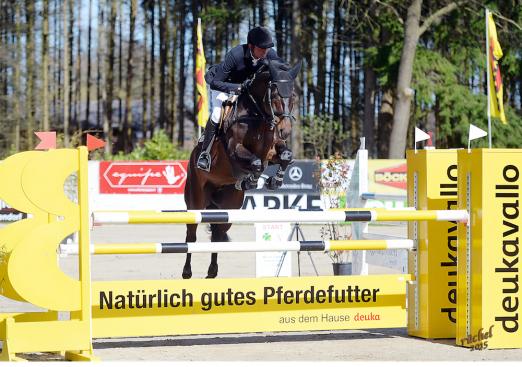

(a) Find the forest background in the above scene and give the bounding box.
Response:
[0,0,521,160]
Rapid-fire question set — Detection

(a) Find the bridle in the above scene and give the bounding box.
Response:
[244,69,296,134]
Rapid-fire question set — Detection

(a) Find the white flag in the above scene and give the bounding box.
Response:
[469,124,488,141]
[415,127,430,143]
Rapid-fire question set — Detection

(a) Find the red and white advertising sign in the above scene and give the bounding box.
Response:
[373,162,407,190]
[100,161,188,194]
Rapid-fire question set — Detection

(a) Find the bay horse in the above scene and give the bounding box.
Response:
[183,60,301,279]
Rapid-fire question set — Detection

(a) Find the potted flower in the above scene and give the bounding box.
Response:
[316,153,353,275]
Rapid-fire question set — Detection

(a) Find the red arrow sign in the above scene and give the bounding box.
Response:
[87,134,106,151]
[34,131,56,150]
[99,161,188,194]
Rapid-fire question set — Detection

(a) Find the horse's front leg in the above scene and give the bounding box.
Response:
[234,143,263,190]
[266,143,293,190]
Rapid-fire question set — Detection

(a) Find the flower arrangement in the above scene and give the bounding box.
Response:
[316,152,353,264]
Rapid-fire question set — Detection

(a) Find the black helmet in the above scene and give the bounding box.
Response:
[247,26,274,49]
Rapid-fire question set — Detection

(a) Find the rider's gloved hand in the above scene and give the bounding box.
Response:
[238,79,252,94]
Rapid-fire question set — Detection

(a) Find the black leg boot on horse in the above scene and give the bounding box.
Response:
[197,120,219,171]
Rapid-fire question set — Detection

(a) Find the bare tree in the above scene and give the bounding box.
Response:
[63,0,70,146]
[74,0,82,132]
[13,2,22,151]
[42,0,50,131]
[177,0,186,146]
[123,0,137,152]
[86,0,93,129]
[290,0,303,158]
[105,0,117,152]
[25,0,35,149]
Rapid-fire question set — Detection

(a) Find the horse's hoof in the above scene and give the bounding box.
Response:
[266,176,282,190]
[250,158,263,172]
[182,269,192,279]
[206,264,218,278]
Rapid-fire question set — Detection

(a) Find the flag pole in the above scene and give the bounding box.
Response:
[486,8,492,148]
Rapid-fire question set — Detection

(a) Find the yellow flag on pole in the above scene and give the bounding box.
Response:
[487,13,507,124]
[196,18,209,127]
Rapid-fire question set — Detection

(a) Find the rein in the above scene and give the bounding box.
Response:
[245,75,295,137]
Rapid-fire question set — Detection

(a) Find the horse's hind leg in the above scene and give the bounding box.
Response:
[206,223,232,278]
[183,224,198,279]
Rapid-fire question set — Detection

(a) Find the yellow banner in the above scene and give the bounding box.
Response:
[196,18,209,127]
[457,149,522,349]
[88,275,409,338]
[487,13,506,124]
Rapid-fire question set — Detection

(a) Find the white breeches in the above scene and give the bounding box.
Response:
[210,89,232,124]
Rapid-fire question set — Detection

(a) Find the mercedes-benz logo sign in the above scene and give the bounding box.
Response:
[288,166,303,182]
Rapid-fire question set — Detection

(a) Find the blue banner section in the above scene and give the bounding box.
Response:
[255,160,319,193]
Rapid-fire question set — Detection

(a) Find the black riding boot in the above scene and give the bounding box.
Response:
[197,121,218,171]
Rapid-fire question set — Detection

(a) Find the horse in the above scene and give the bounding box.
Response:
[183,60,301,279]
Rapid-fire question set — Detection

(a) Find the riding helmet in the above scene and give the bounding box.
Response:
[247,26,274,49]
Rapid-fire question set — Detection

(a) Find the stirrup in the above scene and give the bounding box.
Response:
[197,152,211,172]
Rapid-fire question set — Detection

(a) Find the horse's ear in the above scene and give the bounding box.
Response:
[288,61,302,79]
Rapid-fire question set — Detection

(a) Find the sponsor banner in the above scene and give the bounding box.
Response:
[243,193,324,210]
[0,200,26,222]
[457,150,522,349]
[100,161,188,194]
[368,160,407,194]
[255,160,319,193]
[89,274,409,338]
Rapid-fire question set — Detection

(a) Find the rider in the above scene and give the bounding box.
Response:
[197,26,285,171]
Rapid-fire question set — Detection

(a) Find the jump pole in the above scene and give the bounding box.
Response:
[92,209,468,225]
[60,239,415,255]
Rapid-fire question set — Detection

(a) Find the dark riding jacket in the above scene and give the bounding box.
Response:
[205,44,283,94]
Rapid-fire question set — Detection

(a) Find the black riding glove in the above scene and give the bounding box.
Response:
[238,79,252,94]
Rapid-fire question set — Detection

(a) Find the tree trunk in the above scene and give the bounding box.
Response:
[123,0,137,152]
[142,9,149,139]
[315,0,326,116]
[75,0,82,133]
[42,0,50,131]
[13,2,22,151]
[378,89,394,158]
[24,0,35,149]
[68,0,74,138]
[388,0,459,157]
[98,0,109,154]
[389,0,420,158]
[363,65,376,157]
[290,0,302,158]
[53,0,60,129]
[177,0,186,147]
[118,0,123,134]
[86,0,92,130]
[105,0,117,153]
[63,0,70,147]
[349,41,362,155]
[159,0,167,130]
[169,2,177,142]
[332,2,341,123]
[149,3,156,136]
[96,0,103,130]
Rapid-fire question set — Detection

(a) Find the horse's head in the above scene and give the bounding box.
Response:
[247,60,301,134]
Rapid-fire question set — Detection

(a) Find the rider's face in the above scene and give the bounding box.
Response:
[251,45,269,59]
